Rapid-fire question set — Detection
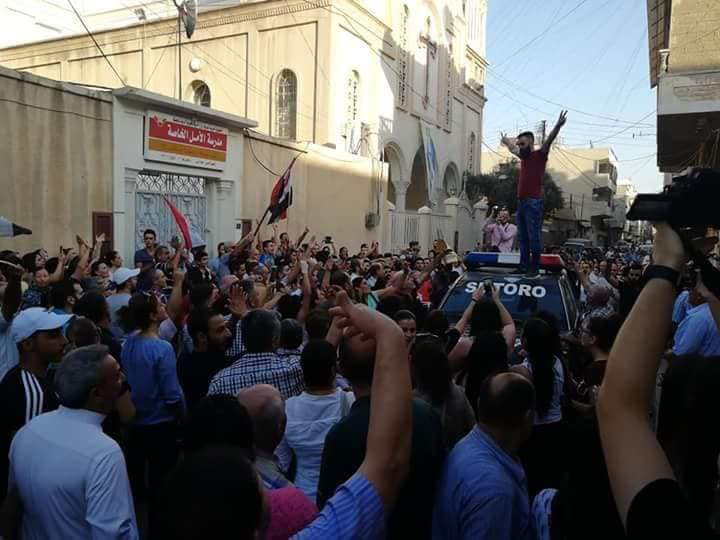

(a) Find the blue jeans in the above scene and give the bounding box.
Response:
[517,198,544,271]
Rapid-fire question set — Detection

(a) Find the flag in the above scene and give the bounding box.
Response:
[267,159,296,224]
[0,217,31,237]
[420,121,439,198]
[162,196,193,250]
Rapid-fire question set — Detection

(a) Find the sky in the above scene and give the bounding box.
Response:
[482,0,662,194]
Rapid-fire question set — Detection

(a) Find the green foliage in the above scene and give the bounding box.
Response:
[466,161,564,217]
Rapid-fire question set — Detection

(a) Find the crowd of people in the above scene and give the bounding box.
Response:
[0,216,718,539]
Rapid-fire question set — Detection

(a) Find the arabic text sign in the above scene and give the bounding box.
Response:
[145,111,228,170]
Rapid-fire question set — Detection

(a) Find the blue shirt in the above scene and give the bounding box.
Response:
[672,291,690,325]
[210,253,232,280]
[9,407,138,540]
[259,252,275,268]
[133,248,154,268]
[293,473,384,539]
[432,427,536,540]
[673,303,720,357]
[121,335,184,425]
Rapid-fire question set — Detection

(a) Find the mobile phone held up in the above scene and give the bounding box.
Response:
[483,279,493,298]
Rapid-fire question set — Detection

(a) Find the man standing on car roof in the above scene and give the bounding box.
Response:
[501,111,568,278]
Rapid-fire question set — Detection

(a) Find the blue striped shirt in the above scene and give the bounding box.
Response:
[293,473,384,539]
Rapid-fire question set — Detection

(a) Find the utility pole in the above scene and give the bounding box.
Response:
[540,120,547,146]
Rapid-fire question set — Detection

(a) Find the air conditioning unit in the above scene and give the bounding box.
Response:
[365,212,380,228]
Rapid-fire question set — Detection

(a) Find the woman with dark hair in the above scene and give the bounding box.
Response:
[462,331,509,417]
[394,309,417,347]
[515,317,566,496]
[447,284,516,371]
[120,292,184,522]
[411,336,475,449]
[104,250,124,275]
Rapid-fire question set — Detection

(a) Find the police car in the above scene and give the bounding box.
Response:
[439,252,580,334]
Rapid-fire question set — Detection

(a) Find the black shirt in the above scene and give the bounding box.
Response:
[627,478,719,540]
[619,281,642,319]
[317,396,445,539]
[177,350,231,411]
[0,366,60,499]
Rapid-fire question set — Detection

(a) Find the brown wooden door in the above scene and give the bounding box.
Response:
[92,212,113,257]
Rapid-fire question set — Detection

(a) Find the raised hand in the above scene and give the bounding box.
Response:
[557,110,568,128]
[228,283,249,318]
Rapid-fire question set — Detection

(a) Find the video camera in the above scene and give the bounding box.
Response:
[627,168,720,295]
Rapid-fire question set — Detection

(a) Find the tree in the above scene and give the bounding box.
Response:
[465,161,564,217]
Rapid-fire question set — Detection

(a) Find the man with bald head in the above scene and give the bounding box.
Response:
[433,372,538,540]
[236,384,291,490]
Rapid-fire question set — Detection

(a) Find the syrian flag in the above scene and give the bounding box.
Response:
[267,158,297,224]
[162,196,193,250]
[0,217,32,237]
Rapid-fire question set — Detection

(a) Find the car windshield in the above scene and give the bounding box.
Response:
[442,274,569,331]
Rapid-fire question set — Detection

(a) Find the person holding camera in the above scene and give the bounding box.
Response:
[484,208,517,253]
[501,111,568,277]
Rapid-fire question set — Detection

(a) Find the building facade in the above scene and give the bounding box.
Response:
[647,0,720,171]
[0,0,489,254]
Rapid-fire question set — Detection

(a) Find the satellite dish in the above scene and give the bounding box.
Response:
[176,0,198,39]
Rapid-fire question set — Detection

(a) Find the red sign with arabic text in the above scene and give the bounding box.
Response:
[148,116,228,152]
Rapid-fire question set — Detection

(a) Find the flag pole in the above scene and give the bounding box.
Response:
[253,207,270,240]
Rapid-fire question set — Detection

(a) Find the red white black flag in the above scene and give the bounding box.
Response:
[267,158,297,224]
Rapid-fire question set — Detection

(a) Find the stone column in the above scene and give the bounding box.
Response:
[215,180,235,254]
[384,201,395,253]
[394,182,409,212]
[473,199,489,249]
[444,196,460,250]
[119,168,141,263]
[418,205,432,253]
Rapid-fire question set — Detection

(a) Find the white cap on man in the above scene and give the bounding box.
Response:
[111,268,140,286]
[10,308,73,344]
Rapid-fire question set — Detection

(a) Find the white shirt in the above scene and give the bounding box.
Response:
[521,357,564,425]
[276,389,355,500]
[9,406,138,540]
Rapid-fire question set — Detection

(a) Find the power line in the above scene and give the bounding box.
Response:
[493,0,591,71]
[66,0,127,86]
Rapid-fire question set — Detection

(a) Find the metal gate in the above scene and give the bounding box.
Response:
[135,171,207,249]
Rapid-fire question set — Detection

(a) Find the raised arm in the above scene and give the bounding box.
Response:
[454,287,483,335]
[71,244,92,282]
[165,268,187,325]
[493,285,517,348]
[330,292,411,509]
[597,223,684,527]
[541,110,568,154]
[48,246,66,284]
[296,261,312,324]
[296,226,310,248]
[500,132,521,157]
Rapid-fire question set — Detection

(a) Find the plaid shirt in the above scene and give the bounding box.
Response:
[207,351,304,400]
[225,316,246,361]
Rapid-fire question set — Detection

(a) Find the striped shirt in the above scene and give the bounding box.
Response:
[207,352,304,400]
[0,366,60,496]
[293,473,384,539]
[225,315,246,361]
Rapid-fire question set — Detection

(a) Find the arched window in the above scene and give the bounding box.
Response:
[467,132,476,174]
[192,81,211,107]
[444,42,453,130]
[397,5,409,108]
[275,69,297,140]
[346,70,360,124]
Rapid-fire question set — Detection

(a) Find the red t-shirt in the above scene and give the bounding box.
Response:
[517,150,548,199]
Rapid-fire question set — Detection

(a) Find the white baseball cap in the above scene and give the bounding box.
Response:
[111,267,140,285]
[11,307,73,344]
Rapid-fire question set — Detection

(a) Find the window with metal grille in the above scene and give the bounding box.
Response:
[467,132,476,174]
[192,81,211,107]
[136,172,206,195]
[445,43,453,130]
[275,69,297,140]
[346,70,360,123]
[397,5,409,108]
